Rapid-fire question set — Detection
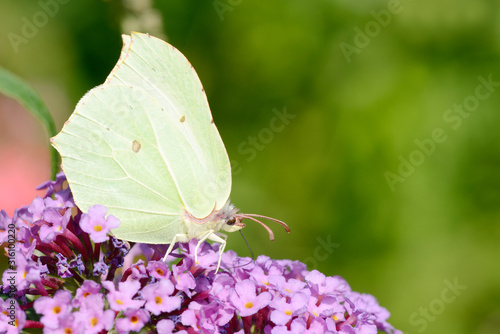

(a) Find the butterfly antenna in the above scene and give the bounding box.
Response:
[242,214,290,233]
[236,214,290,241]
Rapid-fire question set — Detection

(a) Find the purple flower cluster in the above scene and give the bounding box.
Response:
[0,173,401,334]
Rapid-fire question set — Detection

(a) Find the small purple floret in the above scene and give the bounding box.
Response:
[79,204,120,243]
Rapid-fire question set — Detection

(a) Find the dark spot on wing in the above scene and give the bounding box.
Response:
[180,116,186,123]
[132,140,141,153]
[210,119,214,124]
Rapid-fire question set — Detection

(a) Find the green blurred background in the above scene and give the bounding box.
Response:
[1,0,500,333]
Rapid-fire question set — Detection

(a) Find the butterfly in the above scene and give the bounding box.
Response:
[51,32,289,271]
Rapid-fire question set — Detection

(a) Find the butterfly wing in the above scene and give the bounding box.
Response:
[51,33,232,243]
[105,32,231,219]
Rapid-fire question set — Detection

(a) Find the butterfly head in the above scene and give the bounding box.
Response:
[215,201,290,239]
[222,212,290,241]
[222,216,246,233]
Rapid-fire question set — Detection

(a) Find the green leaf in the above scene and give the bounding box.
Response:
[0,66,60,180]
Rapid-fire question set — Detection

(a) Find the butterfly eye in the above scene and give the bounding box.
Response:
[226,217,236,226]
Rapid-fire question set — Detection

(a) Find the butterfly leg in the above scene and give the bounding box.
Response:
[194,229,215,265]
[206,232,228,273]
[162,233,189,262]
